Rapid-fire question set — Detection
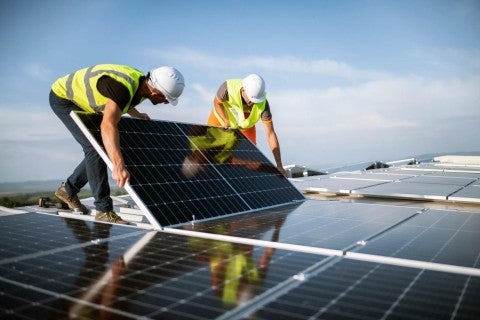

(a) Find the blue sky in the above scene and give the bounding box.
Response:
[1,0,479,182]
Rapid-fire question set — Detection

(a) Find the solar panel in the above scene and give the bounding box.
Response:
[0,213,324,319]
[356,208,480,267]
[178,200,420,251]
[292,178,389,194]
[449,185,480,203]
[291,163,480,204]
[251,259,480,320]
[352,182,463,201]
[2,197,480,318]
[71,112,304,228]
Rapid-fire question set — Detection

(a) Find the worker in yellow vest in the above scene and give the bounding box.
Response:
[50,64,185,224]
[207,74,286,176]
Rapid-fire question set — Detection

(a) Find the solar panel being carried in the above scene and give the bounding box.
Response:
[71,112,304,228]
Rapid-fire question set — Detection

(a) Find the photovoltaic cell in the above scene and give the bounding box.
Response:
[254,259,480,320]
[356,208,480,268]
[71,112,304,228]
[2,202,480,318]
[181,200,420,250]
[0,213,323,320]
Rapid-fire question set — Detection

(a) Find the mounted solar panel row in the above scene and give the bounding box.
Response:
[71,112,304,228]
[2,200,480,319]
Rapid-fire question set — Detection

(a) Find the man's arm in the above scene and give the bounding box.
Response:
[263,120,286,176]
[213,96,230,128]
[101,99,130,187]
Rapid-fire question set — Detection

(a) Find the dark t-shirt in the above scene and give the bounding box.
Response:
[216,81,272,121]
[96,75,144,111]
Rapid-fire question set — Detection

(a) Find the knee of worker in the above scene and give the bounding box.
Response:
[83,145,102,161]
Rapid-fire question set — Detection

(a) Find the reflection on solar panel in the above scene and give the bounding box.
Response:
[71,112,304,228]
[0,213,325,319]
[179,200,421,251]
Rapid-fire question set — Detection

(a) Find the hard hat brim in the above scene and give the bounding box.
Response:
[157,87,178,106]
[248,95,265,104]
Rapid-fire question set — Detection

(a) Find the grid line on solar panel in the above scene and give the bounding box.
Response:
[72,112,304,227]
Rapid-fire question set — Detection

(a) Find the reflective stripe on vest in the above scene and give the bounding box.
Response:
[51,64,143,114]
[222,79,266,129]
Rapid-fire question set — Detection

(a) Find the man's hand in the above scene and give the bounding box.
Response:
[128,108,150,120]
[135,112,150,120]
[213,96,231,129]
[112,164,130,187]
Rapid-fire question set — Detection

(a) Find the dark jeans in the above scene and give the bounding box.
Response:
[49,90,112,211]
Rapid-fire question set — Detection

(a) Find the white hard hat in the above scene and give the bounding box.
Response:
[242,74,266,103]
[181,156,205,179]
[149,66,185,106]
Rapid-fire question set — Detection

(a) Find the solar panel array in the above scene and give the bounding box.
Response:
[1,200,479,319]
[1,115,479,319]
[291,164,480,203]
[71,112,304,228]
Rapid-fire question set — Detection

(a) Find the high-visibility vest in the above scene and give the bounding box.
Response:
[188,127,238,164]
[51,64,145,114]
[219,79,267,129]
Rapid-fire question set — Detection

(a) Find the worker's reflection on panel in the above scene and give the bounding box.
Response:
[188,214,286,307]
[60,218,128,320]
[182,126,280,179]
[60,214,286,317]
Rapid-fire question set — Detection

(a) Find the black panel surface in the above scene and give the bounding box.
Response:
[2,204,480,319]
[73,113,304,227]
[255,259,480,320]
[356,209,480,267]
[182,200,419,250]
[0,213,322,319]
[0,213,138,261]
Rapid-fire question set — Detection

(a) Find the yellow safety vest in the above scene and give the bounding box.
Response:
[187,229,260,307]
[51,64,144,114]
[188,127,238,164]
[220,79,266,129]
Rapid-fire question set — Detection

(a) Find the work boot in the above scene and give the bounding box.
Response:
[55,183,89,214]
[95,210,128,225]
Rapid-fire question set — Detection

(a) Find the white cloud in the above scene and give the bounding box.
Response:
[270,75,480,135]
[259,73,480,167]
[143,47,389,81]
[409,47,480,76]
[2,48,479,181]
[0,105,70,141]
